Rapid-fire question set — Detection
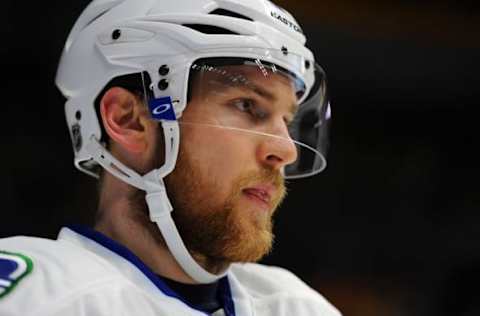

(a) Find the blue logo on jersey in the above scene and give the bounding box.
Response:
[148,96,177,121]
[0,251,33,299]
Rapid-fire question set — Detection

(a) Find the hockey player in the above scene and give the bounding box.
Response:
[0,0,340,315]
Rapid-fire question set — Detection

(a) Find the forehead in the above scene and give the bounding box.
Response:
[190,64,299,102]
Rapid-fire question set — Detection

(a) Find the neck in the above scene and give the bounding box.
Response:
[95,173,198,284]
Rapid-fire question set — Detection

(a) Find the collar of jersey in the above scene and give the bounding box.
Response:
[61,224,236,316]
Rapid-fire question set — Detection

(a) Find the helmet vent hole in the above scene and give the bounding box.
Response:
[75,111,82,120]
[112,29,121,40]
[208,9,253,21]
[159,65,170,76]
[158,79,169,90]
[182,24,240,35]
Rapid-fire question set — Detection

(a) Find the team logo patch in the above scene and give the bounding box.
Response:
[0,251,33,299]
[148,96,177,121]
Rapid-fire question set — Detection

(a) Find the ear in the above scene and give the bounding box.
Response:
[100,87,148,153]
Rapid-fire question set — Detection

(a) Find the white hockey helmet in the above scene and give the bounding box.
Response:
[56,0,330,283]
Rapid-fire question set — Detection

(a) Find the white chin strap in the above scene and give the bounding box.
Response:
[85,121,228,283]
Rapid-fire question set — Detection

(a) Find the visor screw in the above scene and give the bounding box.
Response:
[159,65,170,76]
[305,60,311,69]
[281,46,288,55]
[158,79,169,90]
[112,29,121,40]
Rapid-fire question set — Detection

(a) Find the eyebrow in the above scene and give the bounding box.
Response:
[209,73,299,116]
[246,82,299,117]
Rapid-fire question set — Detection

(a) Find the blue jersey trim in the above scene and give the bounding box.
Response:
[66,225,236,316]
[220,277,236,316]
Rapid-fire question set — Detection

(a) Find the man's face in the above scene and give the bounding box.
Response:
[164,65,299,267]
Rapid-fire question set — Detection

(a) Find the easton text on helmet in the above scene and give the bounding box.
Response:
[270,11,303,34]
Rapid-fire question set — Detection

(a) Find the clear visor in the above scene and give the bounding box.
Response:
[145,56,330,178]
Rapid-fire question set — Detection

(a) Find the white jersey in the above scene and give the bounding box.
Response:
[0,226,341,316]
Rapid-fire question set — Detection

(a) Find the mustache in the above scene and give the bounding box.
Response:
[233,169,287,206]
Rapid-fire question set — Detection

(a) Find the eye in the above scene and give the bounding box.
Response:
[231,98,268,120]
[283,117,292,127]
[283,111,299,128]
[232,98,253,112]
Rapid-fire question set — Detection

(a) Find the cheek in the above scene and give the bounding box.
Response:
[181,125,256,185]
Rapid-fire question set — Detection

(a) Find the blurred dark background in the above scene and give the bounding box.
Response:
[2,1,479,315]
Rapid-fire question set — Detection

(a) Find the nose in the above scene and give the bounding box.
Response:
[256,123,298,171]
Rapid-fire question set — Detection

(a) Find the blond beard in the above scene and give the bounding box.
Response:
[164,145,286,272]
[122,132,288,274]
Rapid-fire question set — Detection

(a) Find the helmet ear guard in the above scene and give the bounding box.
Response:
[57,0,329,283]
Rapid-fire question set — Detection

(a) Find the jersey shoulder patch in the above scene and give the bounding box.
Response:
[0,251,33,299]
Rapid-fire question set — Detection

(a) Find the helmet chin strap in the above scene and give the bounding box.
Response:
[85,120,228,283]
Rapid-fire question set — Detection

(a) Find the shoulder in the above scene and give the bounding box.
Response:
[229,262,326,298]
[0,234,125,316]
[0,233,116,281]
[229,263,342,316]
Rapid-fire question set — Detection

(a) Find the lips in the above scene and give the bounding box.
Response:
[242,185,275,208]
